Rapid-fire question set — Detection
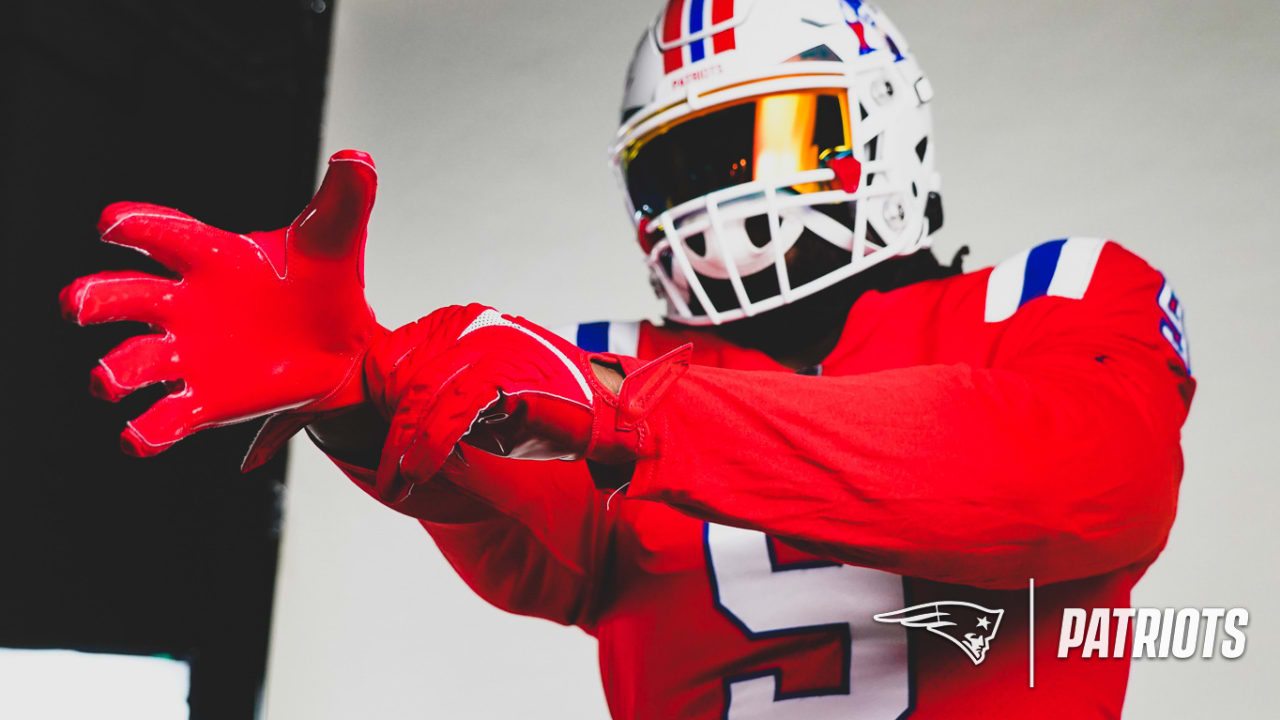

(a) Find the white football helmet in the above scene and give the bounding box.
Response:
[610,0,942,325]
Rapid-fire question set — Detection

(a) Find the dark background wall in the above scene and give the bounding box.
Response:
[2,2,333,717]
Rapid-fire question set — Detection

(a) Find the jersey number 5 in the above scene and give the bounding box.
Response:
[705,523,913,719]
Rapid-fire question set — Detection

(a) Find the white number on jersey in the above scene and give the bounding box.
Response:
[705,523,913,719]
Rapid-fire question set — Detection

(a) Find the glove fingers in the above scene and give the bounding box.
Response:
[60,271,180,327]
[374,402,422,505]
[291,150,377,269]
[397,365,505,485]
[98,202,214,273]
[373,344,495,504]
[374,379,465,504]
[121,390,202,457]
[90,335,180,402]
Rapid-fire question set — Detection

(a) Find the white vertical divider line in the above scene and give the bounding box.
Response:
[1029,577,1036,688]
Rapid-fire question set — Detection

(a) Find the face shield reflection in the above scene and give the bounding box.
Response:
[622,90,851,223]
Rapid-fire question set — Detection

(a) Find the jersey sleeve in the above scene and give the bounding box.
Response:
[324,449,613,629]
[313,320,642,627]
[624,240,1194,589]
[305,319,645,622]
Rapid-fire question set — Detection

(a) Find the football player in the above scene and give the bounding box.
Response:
[61,1,1194,717]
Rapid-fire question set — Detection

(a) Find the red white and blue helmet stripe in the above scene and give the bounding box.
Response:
[661,0,738,73]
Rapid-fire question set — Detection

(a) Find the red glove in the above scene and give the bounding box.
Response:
[59,149,386,468]
[365,304,691,504]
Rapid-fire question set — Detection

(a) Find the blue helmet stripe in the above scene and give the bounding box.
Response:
[688,0,707,62]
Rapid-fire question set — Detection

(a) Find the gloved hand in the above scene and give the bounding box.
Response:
[365,304,690,504]
[59,149,387,469]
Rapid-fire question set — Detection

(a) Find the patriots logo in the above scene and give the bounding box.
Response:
[873,602,1005,665]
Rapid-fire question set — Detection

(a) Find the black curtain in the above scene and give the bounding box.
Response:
[2,1,335,717]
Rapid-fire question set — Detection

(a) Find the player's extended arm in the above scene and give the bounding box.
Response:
[376,249,1192,592]
[626,362,1182,590]
[621,253,1193,590]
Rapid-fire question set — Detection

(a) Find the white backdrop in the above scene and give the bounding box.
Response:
[263,1,1280,717]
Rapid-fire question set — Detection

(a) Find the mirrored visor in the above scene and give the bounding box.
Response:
[623,90,851,221]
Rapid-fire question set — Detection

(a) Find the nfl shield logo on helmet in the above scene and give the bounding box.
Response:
[874,602,1005,665]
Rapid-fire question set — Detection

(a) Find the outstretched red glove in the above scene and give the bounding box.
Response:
[59,149,387,468]
[365,304,690,504]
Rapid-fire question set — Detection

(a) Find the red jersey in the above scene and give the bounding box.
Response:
[328,239,1193,719]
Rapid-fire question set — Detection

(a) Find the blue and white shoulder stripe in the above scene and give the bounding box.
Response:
[552,320,642,355]
[984,238,1107,322]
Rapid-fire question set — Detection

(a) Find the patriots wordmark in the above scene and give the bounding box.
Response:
[874,602,1005,665]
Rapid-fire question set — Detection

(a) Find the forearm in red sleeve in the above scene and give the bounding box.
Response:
[323,449,611,628]
[624,350,1186,590]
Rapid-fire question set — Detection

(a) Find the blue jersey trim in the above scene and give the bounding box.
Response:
[1018,238,1066,307]
[984,237,1107,322]
[575,321,610,353]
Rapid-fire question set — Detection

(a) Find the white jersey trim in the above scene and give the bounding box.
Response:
[984,238,1107,323]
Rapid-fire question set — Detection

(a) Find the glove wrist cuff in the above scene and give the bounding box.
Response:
[585,344,691,465]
